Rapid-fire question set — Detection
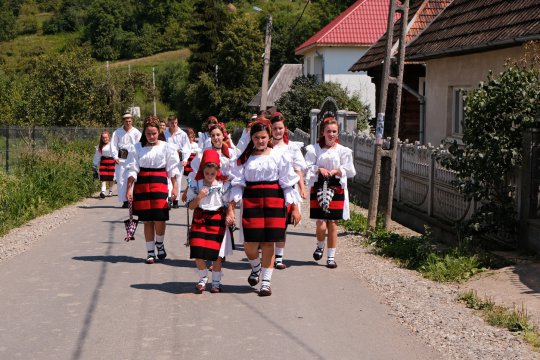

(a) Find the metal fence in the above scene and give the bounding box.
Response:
[0,126,115,173]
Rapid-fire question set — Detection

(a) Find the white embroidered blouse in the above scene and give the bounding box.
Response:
[125,141,181,181]
[230,148,301,205]
[186,179,231,211]
[304,143,356,189]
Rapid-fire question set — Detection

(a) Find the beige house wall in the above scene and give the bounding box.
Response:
[424,46,528,145]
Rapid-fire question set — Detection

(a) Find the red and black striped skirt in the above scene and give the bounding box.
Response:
[133,167,169,221]
[310,175,345,220]
[99,156,115,181]
[189,207,226,261]
[183,152,197,176]
[242,180,286,243]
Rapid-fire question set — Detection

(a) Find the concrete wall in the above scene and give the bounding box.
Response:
[424,46,528,145]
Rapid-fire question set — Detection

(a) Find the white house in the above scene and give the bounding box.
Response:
[294,0,390,115]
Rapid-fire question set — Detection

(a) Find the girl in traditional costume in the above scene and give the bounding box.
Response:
[125,116,180,264]
[228,120,301,296]
[305,117,356,268]
[269,112,307,269]
[183,128,199,176]
[187,149,233,293]
[93,130,115,198]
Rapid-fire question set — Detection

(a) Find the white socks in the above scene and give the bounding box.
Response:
[275,247,284,264]
[317,241,325,249]
[197,269,209,283]
[249,258,261,273]
[146,241,155,257]
[155,234,165,256]
[212,271,222,288]
[261,267,273,287]
[327,248,336,262]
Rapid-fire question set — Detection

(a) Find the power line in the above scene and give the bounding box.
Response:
[290,0,310,34]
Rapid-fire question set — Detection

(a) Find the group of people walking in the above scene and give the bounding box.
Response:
[93,111,356,296]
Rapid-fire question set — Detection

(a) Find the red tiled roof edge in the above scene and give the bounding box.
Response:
[295,0,389,54]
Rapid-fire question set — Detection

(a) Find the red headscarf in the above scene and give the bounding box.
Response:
[194,149,228,181]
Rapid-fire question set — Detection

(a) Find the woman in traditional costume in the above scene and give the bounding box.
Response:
[269,112,307,269]
[228,121,301,296]
[305,117,356,269]
[93,130,115,198]
[125,116,180,264]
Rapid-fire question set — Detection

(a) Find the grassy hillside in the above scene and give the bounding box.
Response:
[0,32,79,72]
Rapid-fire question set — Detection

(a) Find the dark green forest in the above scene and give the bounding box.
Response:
[0,0,366,129]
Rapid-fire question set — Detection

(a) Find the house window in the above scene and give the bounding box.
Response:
[452,87,469,135]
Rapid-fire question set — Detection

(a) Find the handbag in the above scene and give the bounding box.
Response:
[123,200,139,241]
[118,148,128,160]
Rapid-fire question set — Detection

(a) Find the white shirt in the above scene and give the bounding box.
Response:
[125,141,181,181]
[230,148,300,205]
[164,128,191,161]
[236,129,250,154]
[189,145,238,179]
[272,141,307,172]
[93,143,114,167]
[186,180,231,211]
[304,143,356,189]
[111,126,142,161]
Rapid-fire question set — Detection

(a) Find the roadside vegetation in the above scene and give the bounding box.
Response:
[0,138,97,236]
[0,0,368,130]
[459,290,540,350]
[340,210,511,283]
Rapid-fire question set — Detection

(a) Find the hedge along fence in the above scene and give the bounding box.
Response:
[0,137,98,236]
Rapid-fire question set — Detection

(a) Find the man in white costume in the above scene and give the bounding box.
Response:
[111,112,142,208]
[164,114,191,208]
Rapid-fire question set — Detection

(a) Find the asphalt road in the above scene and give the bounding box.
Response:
[0,194,439,360]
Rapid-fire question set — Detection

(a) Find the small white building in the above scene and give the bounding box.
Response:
[294,0,390,115]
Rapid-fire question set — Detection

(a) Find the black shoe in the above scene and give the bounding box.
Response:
[313,246,324,261]
[156,242,167,260]
[122,201,128,208]
[248,269,260,286]
[99,192,105,199]
[172,200,179,209]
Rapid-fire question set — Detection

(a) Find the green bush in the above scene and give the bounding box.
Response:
[0,138,98,236]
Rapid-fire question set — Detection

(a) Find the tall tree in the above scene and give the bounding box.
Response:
[215,13,263,121]
[0,2,17,42]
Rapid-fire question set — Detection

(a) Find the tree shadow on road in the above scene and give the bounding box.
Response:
[131,281,255,295]
[72,255,193,268]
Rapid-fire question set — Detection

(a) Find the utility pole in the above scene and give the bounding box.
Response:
[367,0,410,229]
[256,7,272,112]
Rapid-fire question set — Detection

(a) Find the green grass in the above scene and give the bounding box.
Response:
[108,49,191,73]
[459,290,540,350]
[341,210,511,282]
[0,137,98,236]
[0,32,79,72]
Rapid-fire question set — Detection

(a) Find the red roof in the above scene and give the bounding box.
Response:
[295,0,390,55]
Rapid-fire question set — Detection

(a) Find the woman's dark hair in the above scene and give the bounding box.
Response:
[237,121,273,165]
[318,117,339,148]
[270,112,289,144]
[141,115,161,146]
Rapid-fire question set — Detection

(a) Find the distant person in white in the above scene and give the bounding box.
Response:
[111,112,142,208]
[164,115,191,208]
